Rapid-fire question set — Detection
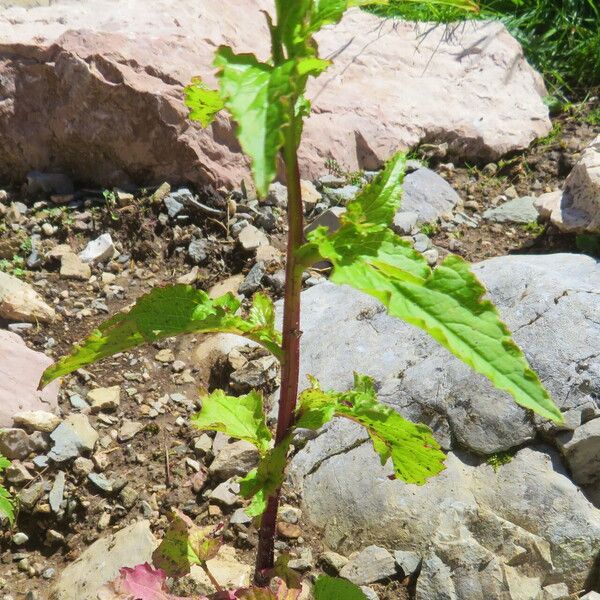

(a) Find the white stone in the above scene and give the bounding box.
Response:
[301,179,321,208]
[535,135,600,233]
[60,252,91,280]
[209,440,260,481]
[392,211,418,235]
[208,275,245,299]
[339,545,397,586]
[190,545,252,593]
[305,206,346,235]
[0,330,59,428]
[556,418,600,486]
[0,272,56,323]
[237,224,269,251]
[401,168,461,224]
[87,386,120,413]
[13,410,61,433]
[49,414,98,462]
[79,233,115,264]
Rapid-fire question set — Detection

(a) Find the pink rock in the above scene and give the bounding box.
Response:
[0,330,59,428]
[0,1,550,191]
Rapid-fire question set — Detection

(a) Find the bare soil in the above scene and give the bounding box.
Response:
[0,97,598,599]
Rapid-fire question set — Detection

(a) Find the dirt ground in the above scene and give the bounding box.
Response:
[0,96,598,600]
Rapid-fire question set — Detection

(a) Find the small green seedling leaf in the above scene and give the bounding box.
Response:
[313,575,368,600]
[152,509,222,576]
[191,389,272,454]
[301,153,563,424]
[0,454,14,524]
[309,0,390,34]
[297,374,446,484]
[39,288,282,388]
[239,439,291,517]
[185,77,225,127]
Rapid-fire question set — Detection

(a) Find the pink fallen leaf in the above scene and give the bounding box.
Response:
[97,562,203,600]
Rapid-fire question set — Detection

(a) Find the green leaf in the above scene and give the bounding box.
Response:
[39,286,282,388]
[268,555,303,591]
[246,292,283,354]
[301,153,562,424]
[294,376,336,430]
[213,47,328,196]
[191,389,272,454]
[0,454,14,524]
[309,0,389,33]
[313,575,368,600]
[0,488,14,525]
[276,0,389,57]
[152,509,222,576]
[185,77,225,127]
[296,374,446,485]
[0,455,10,471]
[239,438,291,517]
[214,47,288,196]
[344,152,406,227]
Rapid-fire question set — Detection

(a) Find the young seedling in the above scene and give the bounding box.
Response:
[39,0,562,597]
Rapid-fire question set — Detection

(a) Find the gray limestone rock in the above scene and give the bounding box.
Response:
[401,168,461,224]
[280,254,600,455]
[292,445,600,599]
[49,414,98,463]
[209,441,260,481]
[339,546,398,586]
[483,196,538,224]
[282,253,600,599]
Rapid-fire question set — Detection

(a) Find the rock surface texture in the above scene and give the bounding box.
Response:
[50,520,157,600]
[401,167,461,224]
[0,272,56,322]
[0,329,59,427]
[535,135,600,233]
[288,253,600,599]
[0,0,550,189]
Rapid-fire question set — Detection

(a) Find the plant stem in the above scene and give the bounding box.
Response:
[254,128,305,584]
[201,562,223,593]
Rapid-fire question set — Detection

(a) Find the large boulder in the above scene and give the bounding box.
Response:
[0,1,550,189]
[291,443,600,599]
[0,329,59,427]
[535,135,600,233]
[286,253,600,598]
[288,254,600,455]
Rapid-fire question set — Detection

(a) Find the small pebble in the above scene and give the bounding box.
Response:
[12,533,29,546]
